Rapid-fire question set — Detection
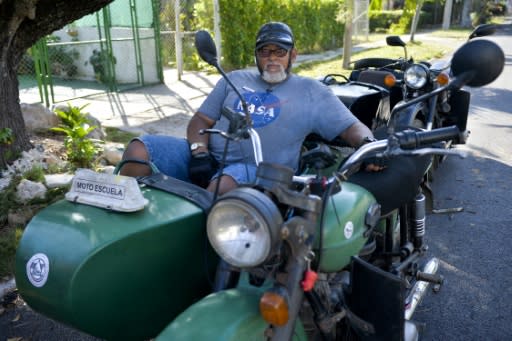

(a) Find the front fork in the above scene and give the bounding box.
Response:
[268,212,319,340]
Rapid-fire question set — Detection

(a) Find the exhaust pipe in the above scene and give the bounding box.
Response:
[405,257,440,320]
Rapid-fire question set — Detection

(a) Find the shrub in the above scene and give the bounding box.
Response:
[51,103,101,169]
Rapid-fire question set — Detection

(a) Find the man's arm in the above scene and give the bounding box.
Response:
[339,121,375,148]
[340,121,384,172]
[187,112,215,155]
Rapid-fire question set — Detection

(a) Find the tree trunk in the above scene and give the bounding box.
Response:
[410,0,425,42]
[342,1,354,70]
[0,0,114,169]
[442,0,454,30]
[461,0,473,28]
[0,49,31,167]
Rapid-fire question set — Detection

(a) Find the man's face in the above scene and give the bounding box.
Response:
[256,44,297,83]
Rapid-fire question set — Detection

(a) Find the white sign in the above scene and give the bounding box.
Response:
[65,169,148,212]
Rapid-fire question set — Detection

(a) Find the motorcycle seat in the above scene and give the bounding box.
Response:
[357,70,396,89]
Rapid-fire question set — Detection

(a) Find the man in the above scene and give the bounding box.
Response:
[120,22,381,194]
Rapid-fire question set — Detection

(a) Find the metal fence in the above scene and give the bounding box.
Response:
[18,0,165,106]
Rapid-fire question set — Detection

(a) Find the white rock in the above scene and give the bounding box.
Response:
[103,144,124,165]
[16,179,47,202]
[21,103,60,133]
[97,165,116,174]
[0,176,11,192]
[44,173,74,188]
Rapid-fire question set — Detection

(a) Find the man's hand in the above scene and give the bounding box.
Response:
[189,152,218,188]
[363,156,387,172]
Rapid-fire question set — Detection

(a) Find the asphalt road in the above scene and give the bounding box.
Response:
[413,29,512,340]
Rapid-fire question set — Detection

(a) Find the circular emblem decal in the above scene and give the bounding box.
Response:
[234,91,282,128]
[344,221,354,239]
[26,253,50,288]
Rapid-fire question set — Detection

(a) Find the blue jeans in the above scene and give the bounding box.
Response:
[136,135,257,185]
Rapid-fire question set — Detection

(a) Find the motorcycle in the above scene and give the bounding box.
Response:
[321,24,500,209]
[321,24,499,136]
[14,31,504,341]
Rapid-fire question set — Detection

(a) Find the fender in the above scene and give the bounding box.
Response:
[156,286,308,341]
[389,100,427,130]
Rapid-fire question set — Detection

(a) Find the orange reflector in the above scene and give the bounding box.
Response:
[384,74,396,87]
[437,72,450,86]
[260,292,289,326]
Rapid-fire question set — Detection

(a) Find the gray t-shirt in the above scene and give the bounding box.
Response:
[198,70,358,171]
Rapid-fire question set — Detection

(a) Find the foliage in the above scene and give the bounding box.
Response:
[294,39,454,79]
[471,0,508,26]
[0,226,23,278]
[388,0,416,34]
[0,128,14,146]
[104,127,139,144]
[0,165,66,278]
[0,177,19,227]
[22,164,46,183]
[46,35,80,78]
[51,103,101,169]
[85,49,116,83]
[369,10,402,33]
[192,0,345,70]
[369,0,382,11]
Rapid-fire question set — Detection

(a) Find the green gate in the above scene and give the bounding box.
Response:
[18,0,163,107]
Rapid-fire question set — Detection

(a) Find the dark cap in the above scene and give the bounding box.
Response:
[255,22,294,50]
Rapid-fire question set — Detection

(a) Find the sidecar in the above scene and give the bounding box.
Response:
[320,75,392,130]
[15,172,218,340]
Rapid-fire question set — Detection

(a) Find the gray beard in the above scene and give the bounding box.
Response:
[261,65,288,83]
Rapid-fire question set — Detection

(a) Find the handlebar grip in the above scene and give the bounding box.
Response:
[394,126,461,149]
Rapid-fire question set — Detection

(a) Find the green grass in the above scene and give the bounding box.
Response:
[105,126,140,144]
[0,227,23,277]
[294,40,455,79]
[428,28,473,39]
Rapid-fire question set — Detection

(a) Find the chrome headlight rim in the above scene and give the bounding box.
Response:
[404,63,429,89]
[207,187,283,268]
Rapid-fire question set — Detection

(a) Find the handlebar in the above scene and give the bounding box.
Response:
[393,126,462,149]
[337,126,464,177]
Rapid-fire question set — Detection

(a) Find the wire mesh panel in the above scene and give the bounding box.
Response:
[159,0,203,80]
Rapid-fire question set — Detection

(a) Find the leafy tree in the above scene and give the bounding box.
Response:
[0,0,113,170]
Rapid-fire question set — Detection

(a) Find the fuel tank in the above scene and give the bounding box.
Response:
[15,181,217,341]
[315,181,376,273]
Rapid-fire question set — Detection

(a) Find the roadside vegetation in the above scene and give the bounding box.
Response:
[294,28,472,79]
[0,109,138,278]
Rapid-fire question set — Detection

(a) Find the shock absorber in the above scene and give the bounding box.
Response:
[412,192,426,249]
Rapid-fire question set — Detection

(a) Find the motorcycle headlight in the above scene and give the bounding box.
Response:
[404,64,429,89]
[207,188,283,268]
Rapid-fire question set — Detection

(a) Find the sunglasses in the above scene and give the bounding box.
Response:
[256,47,289,58]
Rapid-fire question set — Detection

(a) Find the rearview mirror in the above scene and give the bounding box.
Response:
[386,36,406,47]
[468,24,497,40]
[194,30,218,66]
[451,39,504,87]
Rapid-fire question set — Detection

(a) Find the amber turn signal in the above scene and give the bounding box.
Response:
[436,72,450,86]
[260,291,289,326]
[384,74,396,87]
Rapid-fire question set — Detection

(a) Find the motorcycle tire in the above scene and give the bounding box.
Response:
[353,58,400,70]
